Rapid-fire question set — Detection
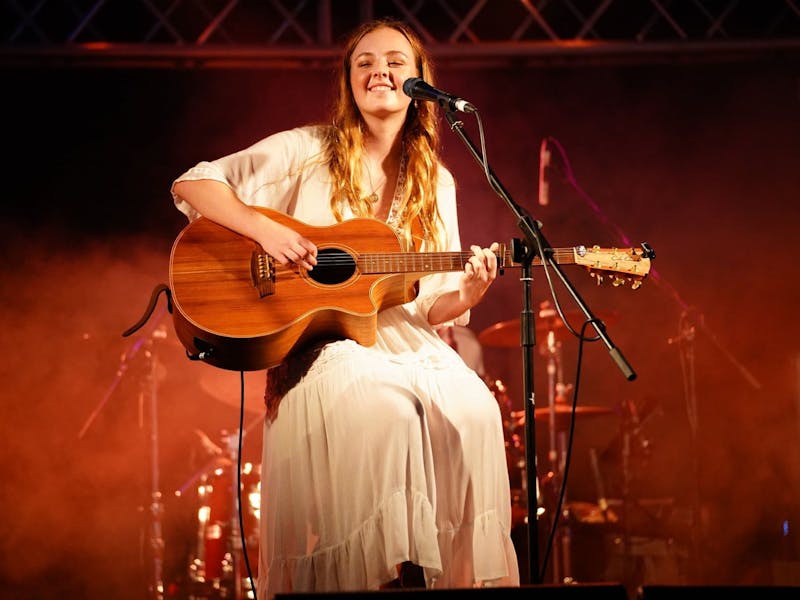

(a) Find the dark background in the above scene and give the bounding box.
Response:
[2,52,799,598]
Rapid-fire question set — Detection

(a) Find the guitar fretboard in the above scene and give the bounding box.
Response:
[356,248,580,274]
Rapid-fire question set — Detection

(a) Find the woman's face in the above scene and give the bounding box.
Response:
[349,26,419,120]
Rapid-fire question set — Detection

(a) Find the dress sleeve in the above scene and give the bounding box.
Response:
[171,126,324,221]
[413,166,470,327]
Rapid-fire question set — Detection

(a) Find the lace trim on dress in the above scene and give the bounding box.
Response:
[385,150,407,236]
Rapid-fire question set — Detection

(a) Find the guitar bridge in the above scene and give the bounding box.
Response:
[251,251,275,298]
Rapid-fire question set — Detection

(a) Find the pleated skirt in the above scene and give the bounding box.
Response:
[256,338,520,599]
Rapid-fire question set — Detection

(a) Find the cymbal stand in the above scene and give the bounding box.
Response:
[79,318,168,600]
[223,430,245,600]
[141,332,166,600]
[540,311,573,584]
[619,403,634,588]
[670,311,703,582]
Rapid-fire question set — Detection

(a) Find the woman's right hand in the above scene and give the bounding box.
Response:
[259,218,318,271]
[174,179,318,271]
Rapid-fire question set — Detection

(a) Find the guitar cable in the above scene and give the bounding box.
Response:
[236,369,258,600]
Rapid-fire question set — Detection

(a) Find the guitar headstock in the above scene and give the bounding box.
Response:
[574,243,654,289]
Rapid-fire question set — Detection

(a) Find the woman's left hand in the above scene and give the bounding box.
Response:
[458,242,500,309]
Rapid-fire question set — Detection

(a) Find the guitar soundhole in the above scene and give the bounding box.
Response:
[308,248,356,285]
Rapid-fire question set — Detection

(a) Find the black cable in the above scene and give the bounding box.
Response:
[237,370,258,599]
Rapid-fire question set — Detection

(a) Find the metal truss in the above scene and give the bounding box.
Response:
[2,0,800,68]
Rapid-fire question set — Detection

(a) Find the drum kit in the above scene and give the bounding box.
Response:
[100,302,649,598]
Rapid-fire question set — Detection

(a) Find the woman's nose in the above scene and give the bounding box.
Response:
[371,63,389,78]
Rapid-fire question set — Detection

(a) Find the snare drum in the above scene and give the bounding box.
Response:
[188,462,260,591]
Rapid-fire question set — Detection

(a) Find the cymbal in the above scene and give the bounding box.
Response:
[511,404,614,428]
[565,501,619,524]
[477,310,617,348]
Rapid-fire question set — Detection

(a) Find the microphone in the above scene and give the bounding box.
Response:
[402,77,476,113]
[538,138,551,206]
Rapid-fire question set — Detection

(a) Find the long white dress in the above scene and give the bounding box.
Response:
[173,125,520,599]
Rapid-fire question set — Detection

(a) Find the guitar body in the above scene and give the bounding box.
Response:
[169,208,417,371]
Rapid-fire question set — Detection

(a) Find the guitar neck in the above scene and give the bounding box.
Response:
[357,247,576,275]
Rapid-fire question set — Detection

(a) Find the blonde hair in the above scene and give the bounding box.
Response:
[324,18,444,251]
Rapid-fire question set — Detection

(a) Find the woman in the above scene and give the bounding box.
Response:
[172,18,519,598]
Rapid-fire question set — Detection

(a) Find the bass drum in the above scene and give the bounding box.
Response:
[187,462,260,597]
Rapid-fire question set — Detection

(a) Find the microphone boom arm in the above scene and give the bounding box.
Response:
[443,111,636,380]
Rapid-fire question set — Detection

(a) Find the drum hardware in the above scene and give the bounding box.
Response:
[669,309,704,583]
[480,301,619,585]
[598,396,671,588]
[79,306,171,600]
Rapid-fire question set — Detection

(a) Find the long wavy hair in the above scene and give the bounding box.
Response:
[324,18,444,251]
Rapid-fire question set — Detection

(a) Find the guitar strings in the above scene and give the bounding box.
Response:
[300,248,599,266]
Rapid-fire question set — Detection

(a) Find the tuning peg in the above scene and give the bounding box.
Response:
[640,242,656,259]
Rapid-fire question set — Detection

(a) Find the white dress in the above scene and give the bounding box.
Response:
[173,125,520,599]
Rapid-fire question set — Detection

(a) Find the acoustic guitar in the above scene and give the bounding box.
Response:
[169,207,653,371]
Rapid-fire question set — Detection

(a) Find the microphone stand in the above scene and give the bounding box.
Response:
[444,110,637,584]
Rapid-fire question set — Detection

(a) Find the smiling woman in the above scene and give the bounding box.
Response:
[169,17,518,600]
